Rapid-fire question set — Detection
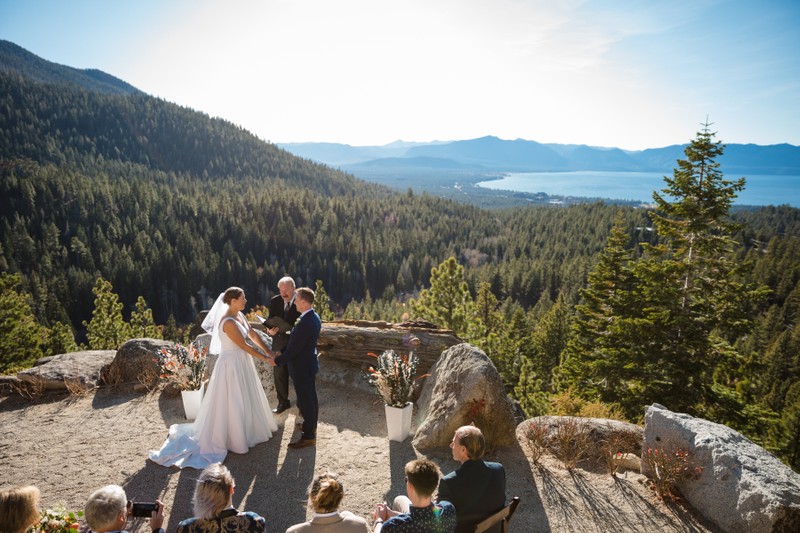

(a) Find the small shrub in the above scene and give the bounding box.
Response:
[599,428,642,476]
[137,367,159,392]
[64,377,93,397]
[549,417,591,470]
[12,376,44,400]
[101,363,121,389]
[549,389,585,416]
[523,420,550,466]
[642,446,703,500]
[578,401,625,420]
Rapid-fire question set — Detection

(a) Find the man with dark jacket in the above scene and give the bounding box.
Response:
[437,426,506,533]
[266,276,301,413]
[269,287,321,449]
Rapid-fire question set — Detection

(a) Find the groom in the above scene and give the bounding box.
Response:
[268,287,321,450]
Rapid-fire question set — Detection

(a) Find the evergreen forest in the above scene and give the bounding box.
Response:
[1,50,799,472]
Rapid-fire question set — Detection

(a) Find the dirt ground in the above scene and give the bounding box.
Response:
[0,359,719,533]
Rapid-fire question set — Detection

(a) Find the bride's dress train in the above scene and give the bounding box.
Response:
[149,316,278,469]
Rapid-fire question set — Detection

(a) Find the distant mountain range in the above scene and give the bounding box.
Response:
[3,37,795,180]
[280,136,800,176]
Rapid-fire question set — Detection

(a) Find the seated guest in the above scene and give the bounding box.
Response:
[85,484,165,533]
[177,462,266,533]
[0,485,40,533]
[437,425,506,533]
[371,458,456,533]
[287,472,370,532]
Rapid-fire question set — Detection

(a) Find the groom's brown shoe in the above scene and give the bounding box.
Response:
[288,437,316,450]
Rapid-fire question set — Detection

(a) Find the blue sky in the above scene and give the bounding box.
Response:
[1,0,798,150]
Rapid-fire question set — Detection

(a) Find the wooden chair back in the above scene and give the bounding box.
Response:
[473,496,520,533]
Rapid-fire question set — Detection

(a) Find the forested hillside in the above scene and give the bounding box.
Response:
[1,45,798,471]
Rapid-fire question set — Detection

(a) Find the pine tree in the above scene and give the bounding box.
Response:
[42,321,78,356]
[776,382,800,469]
[515,354,549,416]
[129,296,162,339]
[0,272,44,372]
[411,257,472,335]
[558,214,639,410]
[313,280,335,321]
[83,277,132,350]
[464,281,520,388]
[530,295,572,393]
[637,122,765,415]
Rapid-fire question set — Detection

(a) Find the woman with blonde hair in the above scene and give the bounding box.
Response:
[177,462,266,532]
[287,472,369,533]
[0,485,40,533]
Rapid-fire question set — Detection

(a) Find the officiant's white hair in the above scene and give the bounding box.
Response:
[194,463,234,519]
[85,484,126,530]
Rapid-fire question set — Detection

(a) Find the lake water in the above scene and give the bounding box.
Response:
[476,171,800,207]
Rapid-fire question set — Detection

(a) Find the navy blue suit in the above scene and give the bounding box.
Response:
[275,309,321,439]
[437,459,506,533]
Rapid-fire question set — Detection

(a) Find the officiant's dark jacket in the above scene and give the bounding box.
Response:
[267,294,300,351]
[437,459,507,533]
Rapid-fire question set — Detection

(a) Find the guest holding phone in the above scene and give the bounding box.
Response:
[84,484,165,533]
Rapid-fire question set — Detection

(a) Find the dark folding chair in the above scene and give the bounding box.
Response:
[473,496,520,533]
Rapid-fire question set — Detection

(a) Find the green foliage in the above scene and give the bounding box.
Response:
[342,291,410,323]
[0,272,43,372]
[41,321,78,356]
[466,281,522,389]
[548,388,625,420]
[775,382,800,468]
[411,257,473,335]
[129,296,162,339]
[557,214,641,413]
[2,65,800,470]
[83,277,131,350]
[313,280,335,321]
[559,126,768,421]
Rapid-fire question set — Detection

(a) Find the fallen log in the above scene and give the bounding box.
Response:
[316,320,462,375]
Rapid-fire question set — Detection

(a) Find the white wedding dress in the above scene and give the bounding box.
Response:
[149,315,278,469]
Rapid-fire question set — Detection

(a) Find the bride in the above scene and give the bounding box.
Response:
[149,287,279,469]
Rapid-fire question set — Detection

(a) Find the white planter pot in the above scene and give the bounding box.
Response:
[385,402,413,442]
[181,388,204,420]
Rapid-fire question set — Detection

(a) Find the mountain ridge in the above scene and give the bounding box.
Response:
[0,39,140,95]
[280,137,800,176]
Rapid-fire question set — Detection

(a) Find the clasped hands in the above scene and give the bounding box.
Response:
[263,349,278,367]
[372,501,400,524]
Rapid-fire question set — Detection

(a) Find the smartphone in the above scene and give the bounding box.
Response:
[131,502,158,518]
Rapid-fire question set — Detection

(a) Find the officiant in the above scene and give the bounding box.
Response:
[264,276,301,414]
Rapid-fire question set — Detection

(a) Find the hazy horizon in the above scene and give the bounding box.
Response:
[1,0,798,151]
